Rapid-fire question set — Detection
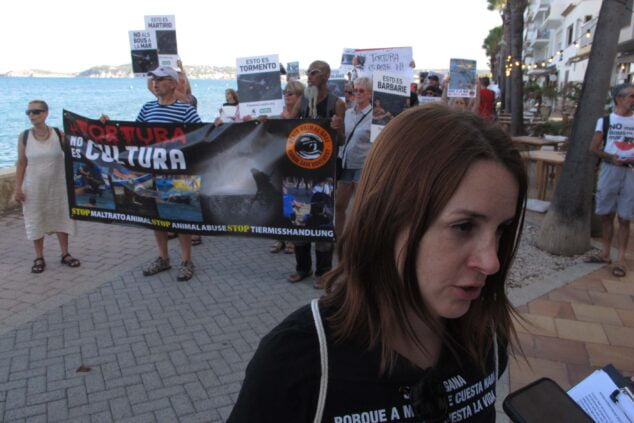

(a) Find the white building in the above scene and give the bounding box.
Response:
[522,0,633,109]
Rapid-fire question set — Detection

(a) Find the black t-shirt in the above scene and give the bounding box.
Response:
[228,304,507,423]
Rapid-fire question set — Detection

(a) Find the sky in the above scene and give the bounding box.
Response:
[2,0,502,74]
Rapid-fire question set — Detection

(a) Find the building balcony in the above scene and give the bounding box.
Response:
[534,0,551,20]
[530,29,551,48]
[542,14,561,30]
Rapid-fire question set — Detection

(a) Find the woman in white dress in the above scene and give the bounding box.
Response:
[14,100,79,273]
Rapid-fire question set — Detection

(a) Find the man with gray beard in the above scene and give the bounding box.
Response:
[288,60,345,288]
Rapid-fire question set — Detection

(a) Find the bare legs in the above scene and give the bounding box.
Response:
[600,213,630,276]
[153,230,191,262]
[32,232,70,259]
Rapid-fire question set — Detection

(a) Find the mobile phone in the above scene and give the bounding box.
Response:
[503,378,594,423]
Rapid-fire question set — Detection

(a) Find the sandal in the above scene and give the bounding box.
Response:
[31,257,45,274]
[612,263,627,278]
[177,261,195,282]
[284,242,295,254]
[192,236,203,246]
[61,253,80,268]
[287,272,312,283]
[270,241,284,254]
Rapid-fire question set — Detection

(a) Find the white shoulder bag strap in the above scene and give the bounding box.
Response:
[311,298,329,423]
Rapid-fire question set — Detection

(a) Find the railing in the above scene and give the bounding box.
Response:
[580,19,596,48]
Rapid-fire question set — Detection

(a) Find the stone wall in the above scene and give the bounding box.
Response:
[0,167,19,215]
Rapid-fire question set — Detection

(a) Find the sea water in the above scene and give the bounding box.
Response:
[0,77,237,169]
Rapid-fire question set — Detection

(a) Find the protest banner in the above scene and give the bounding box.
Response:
[340,48,356,73]
[418,96,443,105]
[370,72,411,142]
[286,61,299,80]
[63,111,335,242]
[236,54,283,116]
[327,69,347,100]
[448,58,477,98]
[144,15,178,69]
[353,47,413,76]
[128,30,158,76]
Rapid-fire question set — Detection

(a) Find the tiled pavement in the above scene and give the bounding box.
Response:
[0,205,631,422]
[509,254,634,393]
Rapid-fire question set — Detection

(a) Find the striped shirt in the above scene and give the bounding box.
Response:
[136,100,202,124]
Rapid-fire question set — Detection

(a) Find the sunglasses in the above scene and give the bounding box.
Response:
[152,76,171,82]
[283,91,297,96]
[25,109,45,116]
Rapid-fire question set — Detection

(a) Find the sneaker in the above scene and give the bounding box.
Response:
[177,261,195,282]
[143,257,171,276]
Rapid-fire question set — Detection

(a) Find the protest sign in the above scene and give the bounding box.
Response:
[327,69,347,100]
[286,61,299,80]
[63,111,335,242]
[371,72,411,142]
[354,47,413,76]
[418,96,443,105]
[340,48,356,73]
[128,30,159,76]
[144,15,178,69]
[236,54,283,116]
[448,58,477,98]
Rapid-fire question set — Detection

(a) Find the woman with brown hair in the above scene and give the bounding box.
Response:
[228,103,527,422]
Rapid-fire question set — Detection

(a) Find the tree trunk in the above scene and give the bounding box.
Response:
[502,2,512,111]
[510,0,527,136]
[536,0,631,255]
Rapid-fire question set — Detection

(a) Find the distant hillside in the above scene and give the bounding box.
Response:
[1,64,237,80]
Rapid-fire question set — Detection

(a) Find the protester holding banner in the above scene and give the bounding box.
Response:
[109,66,202,281]
[288,60,345,288]
[216,89,244,124]
[269,80,305,255]
[14,100,79,273]
[442,76,480,113]
[280,81,304,119]
[335,77,372,239]
[228,103,527,422]
[344,82,355,109]
[147,59,197,109]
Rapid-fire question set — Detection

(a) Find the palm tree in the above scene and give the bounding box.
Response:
[536,0,632,255]
[509,0,528,136]
[482,26,503,79]
[488,0,527,134]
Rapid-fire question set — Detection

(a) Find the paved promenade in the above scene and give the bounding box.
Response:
[0,207,631,422]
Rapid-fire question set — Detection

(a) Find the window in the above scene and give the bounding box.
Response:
[584,15,592,22]
[567,24,574,46]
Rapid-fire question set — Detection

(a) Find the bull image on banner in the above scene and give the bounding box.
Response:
[63,111,335,242]
[128,30,158,76]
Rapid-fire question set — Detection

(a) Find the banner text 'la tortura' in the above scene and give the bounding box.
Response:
[64,111,336,242]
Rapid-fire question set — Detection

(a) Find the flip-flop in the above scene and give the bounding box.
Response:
[583,254,611,264]
[612,263,627,278]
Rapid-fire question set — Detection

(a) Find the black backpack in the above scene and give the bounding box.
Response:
[22,127,64,150]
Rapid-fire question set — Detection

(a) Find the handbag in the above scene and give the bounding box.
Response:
[337,109,371,180]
